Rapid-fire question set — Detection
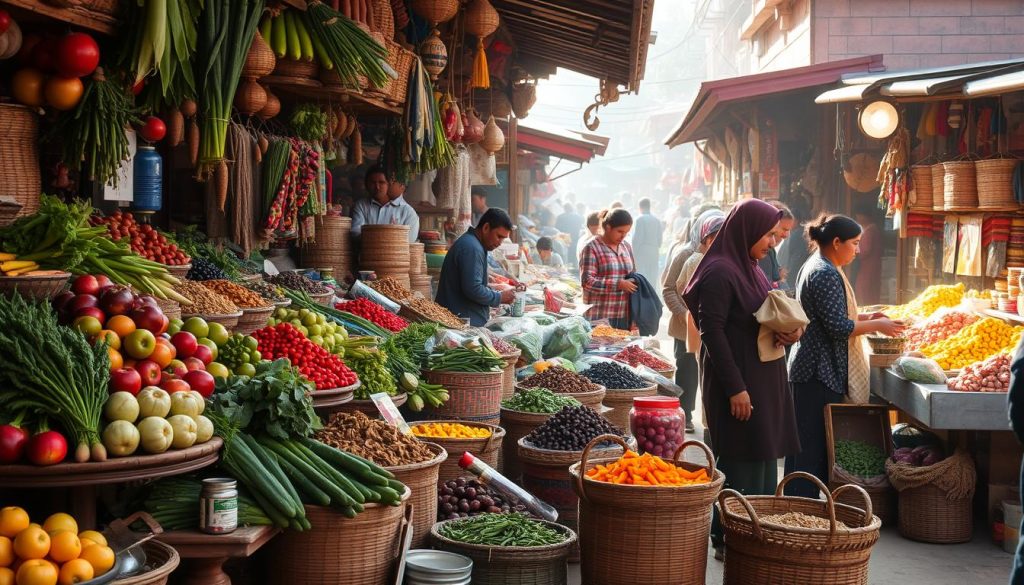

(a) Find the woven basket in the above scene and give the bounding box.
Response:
[235,305,274,335]
[410,274,433,299]
[0,273,71,301]
[943,160,978,210]
[371,0,395,39]
[112,540,180,585]
[366,32,390,96]
[430,519,576,585]
[719,473,882,585]
[514,383,606,412]
[266,491,410,585]
[416,420,504,487]
[0,200,23,228]
[827,478,896,526]
[896,482,972,543]
[181,311,242,331]
[387,46,415,105]
[499,350,521,400]
[410,0,459,24]
[155,297,181,321]
[976,158,1019,209]
[272,57,320,80]
[423,369,504,424]
[309,289,335,307]
[570,435,724,585]
[162,263,191,279]
[910,165,934,210]
[409,242,426,275]
[0,104,41,218]
[387,442,446,549]
[600,384,658,431]
[512,81,536,119]
[499,408,554,483]
[929,163,946,211]
[242,31,276,78]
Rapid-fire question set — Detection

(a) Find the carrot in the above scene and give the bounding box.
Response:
[585,451,712,486]
[216,159,229,212]
[342,0,351,18]
[180,99,198,118]
[167,107,185,146]
[188,119,200,166]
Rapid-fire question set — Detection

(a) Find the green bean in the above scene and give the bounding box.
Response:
[502,388,580,414]
[438,513,566,547]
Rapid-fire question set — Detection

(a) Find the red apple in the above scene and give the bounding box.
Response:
[184,357,206,372]
[183,370,215,397]
[171,331,198,358]
[166,359,188,378]
[157,315,169,336]
[110,368,142,395]
[95,274,113,289]
[161,378,191,394]
[52,291,76,314]
[74,306,107,323]
[99,286,136,317]
[72,275,100,296]
[192,344,214,365]
[124,329,157,360]
[70,294,98,313]
[130,305,165,334]
[135,359,163,387]
[134,295,160,309]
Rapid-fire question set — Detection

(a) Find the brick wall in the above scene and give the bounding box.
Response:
[810,0,1024,71]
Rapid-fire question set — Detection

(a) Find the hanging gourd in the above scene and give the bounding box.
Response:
[465,0,499,89]
[481,115,504,153]
[420,28,448,80]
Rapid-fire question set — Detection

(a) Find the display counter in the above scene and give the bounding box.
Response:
[876,369,1010,431]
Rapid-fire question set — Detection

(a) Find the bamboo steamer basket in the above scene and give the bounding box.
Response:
[942,160,978,210]
[909,165,934,210]
[570,435,724,585]
[0,104,42,218]
[387,442,447,549]
[301,216,353,281]
[976,158,1019,209]
[360,225,411,280]
[266,492,411,585]
[423,369,504,425]
[430,519,576,585]
[498,407,553,483]
[410,274,433,299]
[930,163,946,211]
[409,242,426,274]
[719,473,881,585]
[600,383,658,431]
[414,420,504,487]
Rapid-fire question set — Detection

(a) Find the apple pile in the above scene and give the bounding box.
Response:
[101,388,214,457]
[89,211,190,266]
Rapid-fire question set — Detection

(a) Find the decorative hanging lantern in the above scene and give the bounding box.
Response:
[410,0,459,26]
[481,115,504,153]
[420,28,448,80]
[242,31,276,79]
[234,78,268,116]
[465,0,499,90]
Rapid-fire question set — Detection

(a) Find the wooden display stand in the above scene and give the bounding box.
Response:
[158,526,281,585]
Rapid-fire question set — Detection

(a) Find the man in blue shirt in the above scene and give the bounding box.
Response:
[435,209,516,326]
[350,166,420,243]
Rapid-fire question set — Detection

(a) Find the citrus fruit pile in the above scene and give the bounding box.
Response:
[0,507,116,585]
[887,283,965,322]
[919,317,1024,370]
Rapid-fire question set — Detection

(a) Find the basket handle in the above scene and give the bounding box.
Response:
[717,488,764,542]
[830,483,874,528]
[776,472,839,539]
[481,424,501,452]
[671,439,716,480]
[575,433,631,504]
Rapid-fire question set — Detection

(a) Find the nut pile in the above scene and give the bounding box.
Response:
[201,280,273,308]
[581,362,649,389]
[245,280,288,302]
[266,271,331,294]
[519,367,602,394]
[525,405,623,451]
[437,478,532,521]
[173,280,239,314]
[315,412,436,467]
[405,297,466,329]
[368,276,413,301]
[760,512,848,530]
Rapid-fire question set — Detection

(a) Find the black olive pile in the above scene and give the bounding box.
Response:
[525,405,623,451]
[187,258,229,281]
[266,271,330,294]
[581,361,649,389]
[437,478,531,521]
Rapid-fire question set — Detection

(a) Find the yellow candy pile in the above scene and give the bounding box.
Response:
[887,283,965,321]
[919,317,1024,370]
[966,289,992,300]
[411,422,492,439]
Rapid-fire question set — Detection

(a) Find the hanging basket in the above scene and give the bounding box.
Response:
[929,163,946,211]
[419,29,448,79]
[234,78,268,116]
[242,31,276,78]
[0,104,41,218]
[942,160,978,210]
[464,0,499,38]
[909,165,934,210]
[410,0,459,24]
[975,158,1019,210]
[512,81,537,119]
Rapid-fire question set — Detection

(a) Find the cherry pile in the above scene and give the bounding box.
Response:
[335,298,408,332]
[251,323,357,390]
[612,345,672,370]
[90,212,190,265]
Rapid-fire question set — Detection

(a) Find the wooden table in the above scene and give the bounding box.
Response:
[158,526,281,585]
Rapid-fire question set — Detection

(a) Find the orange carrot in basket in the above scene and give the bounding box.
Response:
[586,451,712,486]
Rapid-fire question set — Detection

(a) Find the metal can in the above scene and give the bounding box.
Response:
[200,478,238,534]
[512,292,526,317]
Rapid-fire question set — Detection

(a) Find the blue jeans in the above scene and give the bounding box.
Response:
[1013,461,1024,584]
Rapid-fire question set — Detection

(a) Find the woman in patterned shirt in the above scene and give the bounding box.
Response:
[580,209,636,330]
[785,214,904,498]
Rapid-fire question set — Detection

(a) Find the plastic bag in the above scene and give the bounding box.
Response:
[540,316,591,361]
[516,357,576,380]
[347,280,401,313]
[485,317,543,362]
[426,328,496,354]
[892,356,947,384]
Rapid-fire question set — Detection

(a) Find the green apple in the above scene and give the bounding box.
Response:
[124,329,157,360]
[197,338,218,360]
[235,363,257,377]
[301,312,317,327]
[182,317,210,339]
[274,308,288,319]
[207,322,230,346]
[243,336,259,351]
[205,361,230,379]
[310,335,324,346]
[167,318,184,335]
[73,316,104,338]
[308,324,323,337]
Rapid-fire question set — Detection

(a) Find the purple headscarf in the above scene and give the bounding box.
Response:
[682,199,782,315]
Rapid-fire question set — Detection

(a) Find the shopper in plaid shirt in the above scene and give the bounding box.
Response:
[580,209,636,329]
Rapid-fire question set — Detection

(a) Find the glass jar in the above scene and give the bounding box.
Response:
[200,478,238,534]
[630,396,685,458]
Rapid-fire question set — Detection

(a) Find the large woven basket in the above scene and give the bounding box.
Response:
[423,369,504,425]
[387,46,416,105]
[387,442,446,549]
[409,242,426,275]
[0,273,71,301]
[498,408,555,482]
[827,479,895,526]
[514,383,606,412]
[910,165,934,210]
[162,263,192,280]
[719,472,882,585]
[265,490,410,585]
[976,158,1019,209]
[430,518,576,585]
[570,436,724,585]
[112,540,180,585]
[0,199,22,228]
[271,57,320,80]
[0,104,41,218]
[371,0,395,39]
[943,160,978,210]
[929,163,946,211]
[308,289,335,307]
[897,483,972,543]
[499,350,521,400]
[235,305,274,335]
[415,420,504,487]
[155,297,181,321]
[600,383,658,431]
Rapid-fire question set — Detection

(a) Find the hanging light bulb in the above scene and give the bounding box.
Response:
[859,100,899,139]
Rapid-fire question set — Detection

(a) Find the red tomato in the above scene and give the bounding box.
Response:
[56,32,100,77]
[139,116,167,142]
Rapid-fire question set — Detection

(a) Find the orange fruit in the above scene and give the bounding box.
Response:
[13,526,49,560]
[77,546,112,576]
[56,559,92,585]
[11,69,45,108]
[40,516,76,537]
[0,567,13,585]
[43,77,84,112]
[107,348,123,371]
[105,315,136,339]
[74,533,104,548]
[0,509,29,539]
[0,536,12,567]
[44,533,79,564]
[94,330,120,351]
[148,341,174,369]
[14,559,56,585]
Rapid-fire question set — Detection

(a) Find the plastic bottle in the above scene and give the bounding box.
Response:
[133,146,163,211]
[458,452,558,521]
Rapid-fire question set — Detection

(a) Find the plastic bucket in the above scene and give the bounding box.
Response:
[1004,499,1022,554]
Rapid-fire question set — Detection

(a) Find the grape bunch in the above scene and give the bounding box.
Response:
[218,333,263,376]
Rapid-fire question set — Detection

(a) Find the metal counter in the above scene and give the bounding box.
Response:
[874,369,1011,431]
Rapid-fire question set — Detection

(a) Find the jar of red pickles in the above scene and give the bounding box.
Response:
[630,396,685,457]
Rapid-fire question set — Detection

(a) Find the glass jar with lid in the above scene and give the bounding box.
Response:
[629,396,685,458]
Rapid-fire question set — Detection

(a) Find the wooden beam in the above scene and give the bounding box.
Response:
[500,10,631,42]
[494,0,630,23]
[512,32,628,61]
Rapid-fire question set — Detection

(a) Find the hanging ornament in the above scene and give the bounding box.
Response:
[465,0,499,90]
[420,28,448,80]
[242,31,276,79]
[463,108,484,144]
[481,115,504,153]
[410,0,459,26]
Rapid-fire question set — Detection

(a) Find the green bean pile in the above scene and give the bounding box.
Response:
[428,346,505,373]
[502,389,580,414]
[835,440,887,477]
[438,513,567,547]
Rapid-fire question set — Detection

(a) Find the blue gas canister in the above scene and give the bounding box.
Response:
[133,146,162,211]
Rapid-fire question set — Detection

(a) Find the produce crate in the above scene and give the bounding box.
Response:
[825,404,896,525]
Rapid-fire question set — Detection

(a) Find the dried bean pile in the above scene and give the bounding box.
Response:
[368,276,413,301]
[201,279,273,308]
[525,405,623,451]
[315,411,436,467]
[405,297,465,329]
[437,477,532,521]
[581,362,649,389]
[266,271,331,294]
[173,280,239,314]
[519,367,601,394]
[760,512,848,530]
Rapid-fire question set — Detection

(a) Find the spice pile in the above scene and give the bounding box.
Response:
[519,367,601,394]
[405,296,465,329]
[201,280,272,308]
[411,422,491,439]
[612,346,672,370]
[316,412,436,467]
[761,512,848,530]
[524,406,622,451]
[336,298,409,332]
[368,276,413,301]
[591,324,631,338]
[581,362,649,389]
[173,280,238,314]
[501,389,580,414]
[585,451,711,486]
[251,323,357,390]
[438,478,532,521]
[438,513,567,547]
[267,271,331,295]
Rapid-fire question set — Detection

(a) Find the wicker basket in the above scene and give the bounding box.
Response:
[0,200,23,228]
[499,408,554,483]
[430,519,576,585]
[235,305,274,335]
[181,311,242,331]
[308,289,335,307]
[155,297,181,321]
[371,0,395,39]
[112,540,180,585]
[266,490,410,585]
[387,442,446,549]
[930,163,946,211]
[0,104,41,218]
[570,435,724,585]
[301,216,353,281]
[499,350,521,400]
[514,383,606,412]
[943,160,978,210]
[600,384,658,432]
[0,273,71,301]
[896,482,972,543]
[387,46,416,105]
[416,420,504,487]
[909,165,934,210]
[271,57,320,80]
[976,158,1019,209]
[409,242,426,275]
[162,263,191,279]
[423,369,504,425]
[410,0,459,24]
[335,393,407,416]
[865,336,906,355]
[719,472,882,585]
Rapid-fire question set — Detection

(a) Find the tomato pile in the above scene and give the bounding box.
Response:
[612,345,672,370]
[905,310,978,351]
[335,298,408,332]
[90,211,190,265]
[251,323,357,390]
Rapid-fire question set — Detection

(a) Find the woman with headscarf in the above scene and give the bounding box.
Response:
[683,199,802,559]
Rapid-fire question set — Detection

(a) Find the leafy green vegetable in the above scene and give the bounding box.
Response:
[289,104,328,142]
[208,359,321,439]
